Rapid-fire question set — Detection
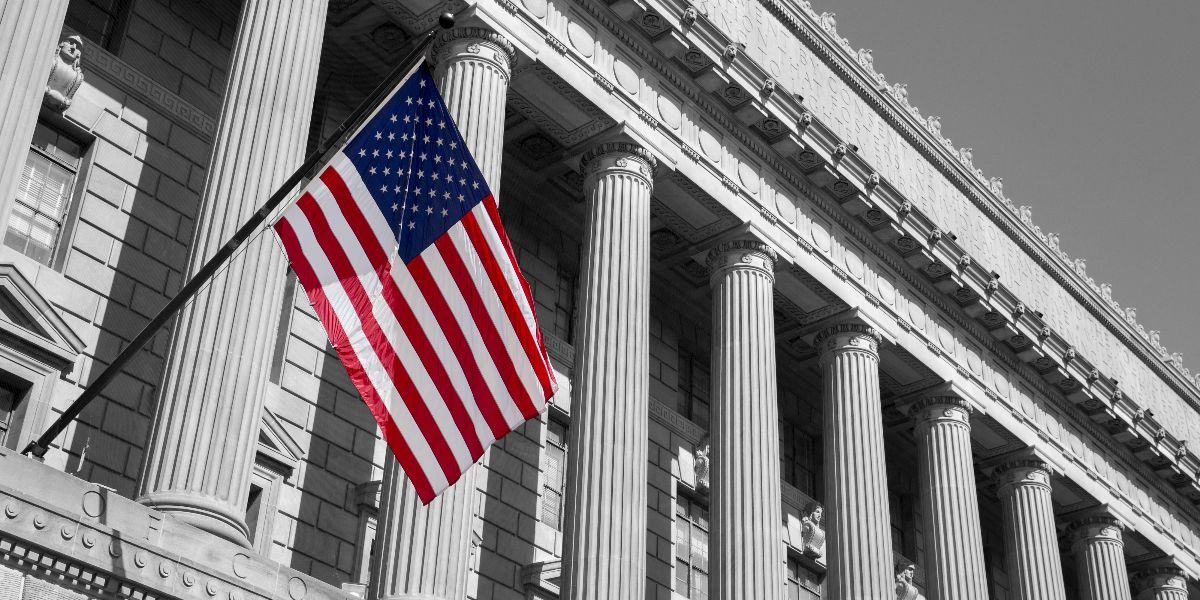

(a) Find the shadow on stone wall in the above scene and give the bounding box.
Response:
[289,349,377,584]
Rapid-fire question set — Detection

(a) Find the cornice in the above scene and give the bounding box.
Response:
[749,0,1200,420]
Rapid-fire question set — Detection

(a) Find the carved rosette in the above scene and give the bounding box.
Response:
[579,142,657,184]
[706,240,777,283]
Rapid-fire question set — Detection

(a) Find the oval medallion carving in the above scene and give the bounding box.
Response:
[566,22,593,56]
[656,93,681,130]
[520,0,548,18]
[697,124,721,162]
[612,58,639,95]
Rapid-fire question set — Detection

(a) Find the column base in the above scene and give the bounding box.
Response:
[138,491,252,548]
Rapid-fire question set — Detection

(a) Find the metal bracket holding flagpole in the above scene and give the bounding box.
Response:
[21,13,458,458]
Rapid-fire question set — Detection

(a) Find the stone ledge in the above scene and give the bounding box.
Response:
[0,447,350,600]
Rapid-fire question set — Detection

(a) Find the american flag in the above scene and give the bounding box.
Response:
[273,65,557,503]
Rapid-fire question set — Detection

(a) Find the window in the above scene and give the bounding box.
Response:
[677,351,710,429]
[674,494,709,600]
[5,122,85,267]
[540,418,568,530]
[780,422,817,496]
[785,554,820,600]
[64,0,133,53]
[889,490,915,557]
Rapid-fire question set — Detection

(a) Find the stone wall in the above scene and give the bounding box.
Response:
[25,1,236,496]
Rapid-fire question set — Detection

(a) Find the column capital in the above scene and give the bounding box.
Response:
[814,322,881,360]
[1068,514,1124,547]
[1132,566,1189,597]
[579,142,657,183]
[432,26,516,74]
[909,396,972,428]
[707,239,777,283]
[994,458,1053,494]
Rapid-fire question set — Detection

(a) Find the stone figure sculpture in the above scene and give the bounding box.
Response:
[894,562,925,600]
[45,35,84,111]
[800,503,825,558]
[694,441,710,491]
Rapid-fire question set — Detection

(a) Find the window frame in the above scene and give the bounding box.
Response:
[5,114,95,272]
[673,490,710,600]
[538,407,569,531]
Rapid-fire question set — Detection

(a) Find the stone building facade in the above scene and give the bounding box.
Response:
[0,0,1198,599]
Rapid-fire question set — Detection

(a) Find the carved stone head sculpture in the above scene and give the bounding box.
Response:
[800,502,826,558]
[894,561,924,600]
[45,34,84,111]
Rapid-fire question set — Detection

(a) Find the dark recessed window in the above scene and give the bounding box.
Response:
[64,0,133,53]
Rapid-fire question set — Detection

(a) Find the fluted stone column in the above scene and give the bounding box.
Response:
[431,28,515,194]
[0,0,71,229]
[1070,516,1133,600]
[1133,567,1190,600]
[137,0,328,546]
[561,142,656,600]
[367,27,515,600]
[995,459,1068,600]
[708,241,783,600]
[911,396,989,599]
[816,323,893,598]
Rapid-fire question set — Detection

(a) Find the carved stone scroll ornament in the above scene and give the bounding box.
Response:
[799,502,825,558]
[894,562,926,600]
[45,34,84,111]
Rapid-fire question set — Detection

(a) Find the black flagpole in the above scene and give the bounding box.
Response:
[22,14,457,458]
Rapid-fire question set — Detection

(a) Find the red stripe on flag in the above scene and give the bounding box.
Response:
[319,168,497,453]
[405,256,532,422]
[462,205,554,406]
[295,193,465,481]
[421,237,536,418]
[275,216,436,502]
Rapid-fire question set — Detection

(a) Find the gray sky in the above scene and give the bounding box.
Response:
[815,0,1200,371]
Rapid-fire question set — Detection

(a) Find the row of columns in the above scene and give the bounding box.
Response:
[4,6,1190,600]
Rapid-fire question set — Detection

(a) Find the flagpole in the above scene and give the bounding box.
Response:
[21,13,457,458]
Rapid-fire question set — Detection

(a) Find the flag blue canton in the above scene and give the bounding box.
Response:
[343,67,491,263]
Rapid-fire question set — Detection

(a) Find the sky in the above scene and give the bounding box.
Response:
[810,0,1200,370]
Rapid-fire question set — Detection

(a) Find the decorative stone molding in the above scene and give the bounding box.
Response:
[1069,515,1124,547]
[44,34,83,111]
[909,396,971,428]
[814,323,881,361]
[994,459,1053,493]
[431,27,517,75]
[71,28,216,139]
[1132,566,1189,600]
[706,239,777,280]
[578,141,657,182]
